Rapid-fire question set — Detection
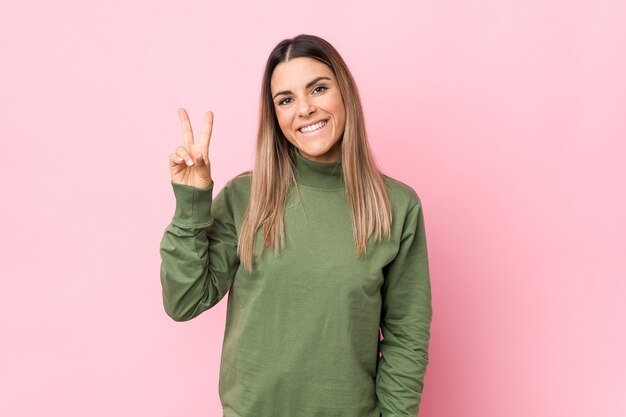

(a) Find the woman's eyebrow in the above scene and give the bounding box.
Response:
[272,76,332,99]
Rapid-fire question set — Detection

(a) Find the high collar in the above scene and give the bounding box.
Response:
[293,147,344,191]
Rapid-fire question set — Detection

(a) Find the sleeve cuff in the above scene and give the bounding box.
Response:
[171,181,214,228]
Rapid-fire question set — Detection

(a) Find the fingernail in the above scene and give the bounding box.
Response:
[186,159,194,166]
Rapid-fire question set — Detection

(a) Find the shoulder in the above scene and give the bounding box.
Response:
[381,174,422,212]
[213,171,251,204]
[224,170,252,191]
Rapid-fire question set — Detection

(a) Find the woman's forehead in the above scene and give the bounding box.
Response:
[271,57,334,90]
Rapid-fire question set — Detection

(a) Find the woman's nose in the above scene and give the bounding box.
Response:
[297,98,316,117]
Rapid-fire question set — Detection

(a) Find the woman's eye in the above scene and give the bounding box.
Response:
[312,85,328,94]
[278,97,293,105]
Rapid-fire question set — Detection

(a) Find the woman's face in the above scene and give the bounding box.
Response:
[270,57,346,163]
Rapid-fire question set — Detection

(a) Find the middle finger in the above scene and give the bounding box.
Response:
[178,108,195,147]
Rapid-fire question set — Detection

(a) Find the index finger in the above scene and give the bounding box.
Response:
[199,111,213,154]
[178,108,194,146]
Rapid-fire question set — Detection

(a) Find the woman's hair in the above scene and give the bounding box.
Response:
[238,34,392,271]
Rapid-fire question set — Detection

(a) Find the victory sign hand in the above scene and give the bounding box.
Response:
[169,108,214,189]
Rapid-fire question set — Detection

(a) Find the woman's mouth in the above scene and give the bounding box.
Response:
[298,119,328,135]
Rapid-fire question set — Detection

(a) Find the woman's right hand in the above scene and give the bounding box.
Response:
[169,108,214,189]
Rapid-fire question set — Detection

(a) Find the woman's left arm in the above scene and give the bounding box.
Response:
[376,200,433,417]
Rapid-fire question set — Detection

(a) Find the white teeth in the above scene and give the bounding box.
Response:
[299,120,327,133]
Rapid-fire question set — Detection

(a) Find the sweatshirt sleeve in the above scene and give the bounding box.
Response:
[376,200,433,416]
[159,181,240,321]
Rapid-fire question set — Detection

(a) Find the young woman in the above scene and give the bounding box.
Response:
[160,34,432,417]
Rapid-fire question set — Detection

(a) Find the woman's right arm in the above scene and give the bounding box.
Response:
[159,109,239,321]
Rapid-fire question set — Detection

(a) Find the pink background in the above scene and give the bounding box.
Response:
[1,0,624,416]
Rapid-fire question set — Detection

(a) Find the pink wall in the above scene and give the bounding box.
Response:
[1,0,624,416]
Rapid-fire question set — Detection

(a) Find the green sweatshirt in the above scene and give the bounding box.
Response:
[159,147,432,417]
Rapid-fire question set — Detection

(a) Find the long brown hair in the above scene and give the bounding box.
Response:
[238,34,392,271]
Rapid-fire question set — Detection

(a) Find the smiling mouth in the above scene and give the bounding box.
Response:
[298,119,328,133]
